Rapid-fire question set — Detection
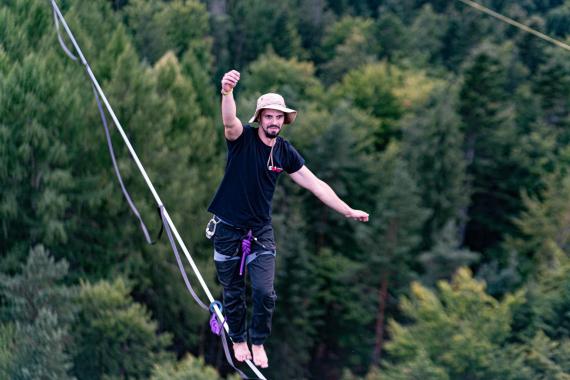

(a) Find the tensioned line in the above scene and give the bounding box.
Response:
[49,1,265,378]
[458,0,570,52]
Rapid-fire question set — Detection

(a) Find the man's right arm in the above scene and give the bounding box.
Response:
[220,70,243,141]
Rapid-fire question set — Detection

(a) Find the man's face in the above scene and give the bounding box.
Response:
[259,109,285,139]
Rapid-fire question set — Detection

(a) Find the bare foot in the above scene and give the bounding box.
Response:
[233,342,252,362]
[252,344,268,368]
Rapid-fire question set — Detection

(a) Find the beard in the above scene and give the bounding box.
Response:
[262,124,281,138]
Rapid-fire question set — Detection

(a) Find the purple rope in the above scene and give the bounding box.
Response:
[239,230,253,275]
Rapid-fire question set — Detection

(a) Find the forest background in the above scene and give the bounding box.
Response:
[2,0,570,379]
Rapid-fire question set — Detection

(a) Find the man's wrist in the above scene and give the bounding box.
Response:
[221,88,233,96]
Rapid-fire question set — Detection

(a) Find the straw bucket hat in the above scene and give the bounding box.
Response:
[248,93,297,125]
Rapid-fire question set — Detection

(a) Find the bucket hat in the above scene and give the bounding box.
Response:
[248,93,297,124]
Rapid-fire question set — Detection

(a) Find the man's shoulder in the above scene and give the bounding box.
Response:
[278,136,296,150]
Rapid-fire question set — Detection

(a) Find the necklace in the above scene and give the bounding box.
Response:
[266,140,281,172]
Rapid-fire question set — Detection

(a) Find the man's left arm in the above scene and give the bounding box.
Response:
[289,166,369,222]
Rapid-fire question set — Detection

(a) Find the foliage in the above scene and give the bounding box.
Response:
[0,245,76,380]
[402,85,469,248]
[71,278,172,380]
[3,0,570,378]
[150,354,228,380]
[382,268,529,379]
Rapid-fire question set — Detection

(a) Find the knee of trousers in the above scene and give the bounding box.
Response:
[223,287,246,302]
[253,288,277,305]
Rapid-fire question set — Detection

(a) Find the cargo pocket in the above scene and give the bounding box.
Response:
[213,222,241,257]
[253,224,276,252]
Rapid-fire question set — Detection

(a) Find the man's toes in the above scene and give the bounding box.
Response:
[233,342,251,362]
[252,345,268,368]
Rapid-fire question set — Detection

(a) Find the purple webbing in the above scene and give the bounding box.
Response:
[210,313,223,335]
[239,230,253,275]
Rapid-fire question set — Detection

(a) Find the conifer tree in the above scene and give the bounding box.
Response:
[459,43,523,255]
[71,278,171,380]
[405,4,446,67]
[381,268,530,379]
[418,222,479,286]
[269,192,320,379]
[318,16,378,84]
[402,86,469,248]
[505,171,570,280]
[335,64,402,131]
[533,46,570,143]
[0,51,77,267]
[225,0,303,69]
[357,144,429,366]
[122,0,210,64]
[0,245,76,380]
[239,50,324,109]
[150,354,234,380]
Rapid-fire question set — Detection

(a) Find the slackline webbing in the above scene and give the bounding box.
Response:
[49,1,266,378]
[458,0,570,53]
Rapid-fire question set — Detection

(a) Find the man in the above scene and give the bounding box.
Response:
[207,69,369,368]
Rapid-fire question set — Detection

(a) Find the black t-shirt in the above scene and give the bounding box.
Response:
[208,125,305,228]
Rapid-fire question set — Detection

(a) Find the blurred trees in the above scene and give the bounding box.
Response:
[71,279,171,379]
[0,246,75,380]
[3,0,570,378]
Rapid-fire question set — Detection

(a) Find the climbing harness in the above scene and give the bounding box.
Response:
[49,1,266,379]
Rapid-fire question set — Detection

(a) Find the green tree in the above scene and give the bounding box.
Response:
[510,256,570,377]
[318,16,378,83]
[0,323,16,378]
[269,193,320,379]
[374,11,410,63]
[150,354,233,380]
[533,46,570,143]
[122,0,211,64]
[505,171,570,281]
[0,51,77,268]
[71,278,172,380]
[546,3,570,37]
[309,249,374,379]
[333,63,437,151]
[358,144,429,366]
[239,50,324,111]
[515,15,547,74]
[402,85,469,249]
[404,4,447,67]
[0,245,76,380]
[418,222,479,286]
[225,0,303,69]
[382,268,530,379]
[440,3,499,71]
[459,43,524,257]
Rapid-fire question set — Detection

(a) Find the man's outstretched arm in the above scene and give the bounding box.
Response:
[220,70,243,141]
[289,166,369,222]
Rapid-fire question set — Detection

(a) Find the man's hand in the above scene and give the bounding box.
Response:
[220,69,243,140]
[290,166,370,222]
[221,70,240,93]
[346,209,369,222]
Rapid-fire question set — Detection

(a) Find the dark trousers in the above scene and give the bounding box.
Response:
[215,254,276,345]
